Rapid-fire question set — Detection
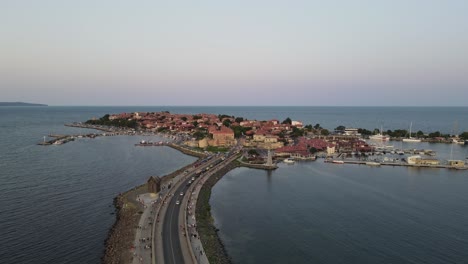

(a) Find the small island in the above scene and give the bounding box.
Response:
[0,102,48,106]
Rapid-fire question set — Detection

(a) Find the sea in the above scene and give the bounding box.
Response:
[0,106,467,264]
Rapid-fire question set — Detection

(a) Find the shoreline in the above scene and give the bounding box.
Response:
[196,160,240,264]
[101,147,203,264]
[101,184,146,264]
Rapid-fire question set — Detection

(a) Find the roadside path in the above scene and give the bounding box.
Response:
[131,194,158,264]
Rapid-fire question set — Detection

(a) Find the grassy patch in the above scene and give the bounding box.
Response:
[205,146,230,153]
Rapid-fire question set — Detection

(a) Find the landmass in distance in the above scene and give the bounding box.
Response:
[0,102,48,106]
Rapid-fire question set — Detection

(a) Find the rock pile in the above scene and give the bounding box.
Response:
[102,194,139,264]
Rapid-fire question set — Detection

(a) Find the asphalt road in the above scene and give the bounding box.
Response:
[162,181,189,264]
[159,151,240,264]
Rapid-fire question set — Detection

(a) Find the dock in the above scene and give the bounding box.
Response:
[327,159,468,170]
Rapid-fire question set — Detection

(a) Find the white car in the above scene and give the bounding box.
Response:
[180,192,184,196]
[176,200,180,205]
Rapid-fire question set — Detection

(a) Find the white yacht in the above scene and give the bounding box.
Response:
[283,158,295,164]
[369,126,389,141]
[402,122,421,143]
[369,133,389,141]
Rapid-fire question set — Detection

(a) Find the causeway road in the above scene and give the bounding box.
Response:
[162,180,192,264]
[156,154,222,264]
[158,149,242,264]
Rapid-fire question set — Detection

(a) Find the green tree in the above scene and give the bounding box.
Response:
[222,119,232,127]
[335,125,346,131]
[282,117,292,125]
[235,117,244,123]
[248,149,259,156]
[193,130,206,140]
[181,116,188,121]
[428,131,441,138]
[358,128,372,135]
[416,130,424,137]
[218,114,231,121]
[291,127,304,138]
[459,132,468,140]
[231,125,252,138]
[192,121,199,127]
[309,147,318,154]
[314,123,321,130]
[321,129,330,136]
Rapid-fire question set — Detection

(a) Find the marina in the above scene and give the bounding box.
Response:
[326,159,468,170]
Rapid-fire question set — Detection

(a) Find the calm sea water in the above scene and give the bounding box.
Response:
[211,163,468,264]
[0,106,467,264]
[0,107,197,263]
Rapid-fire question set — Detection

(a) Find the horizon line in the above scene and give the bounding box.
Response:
[45,105,468,108]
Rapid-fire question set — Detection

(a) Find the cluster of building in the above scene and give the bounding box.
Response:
[108,112,378,157]
[109,112,219,131]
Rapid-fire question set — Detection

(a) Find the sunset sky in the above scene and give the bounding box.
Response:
[1,0,467,106]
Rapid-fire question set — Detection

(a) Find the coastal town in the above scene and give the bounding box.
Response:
[45,111,468,170]
[38,111,468,264]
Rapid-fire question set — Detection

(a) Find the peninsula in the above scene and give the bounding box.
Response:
[53,111,468,264]
[0,102,48,106]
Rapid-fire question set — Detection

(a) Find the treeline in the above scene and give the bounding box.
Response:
[336,126,468,139]
[85,114,138,128]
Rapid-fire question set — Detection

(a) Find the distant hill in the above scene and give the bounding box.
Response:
[0,102,48,106]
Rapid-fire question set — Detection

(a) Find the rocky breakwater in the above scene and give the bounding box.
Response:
[196,160,240,264]
[102,185,145,264]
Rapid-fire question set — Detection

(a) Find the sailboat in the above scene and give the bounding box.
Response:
[402,122,421,143]
[369,126,389,141]
[452,121,465,145]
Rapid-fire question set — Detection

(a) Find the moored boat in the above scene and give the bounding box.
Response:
[283,158,295,164]
[369,134,389,141]
[332,160,344,164]
[366,162,381,166]
[402,122,421,142]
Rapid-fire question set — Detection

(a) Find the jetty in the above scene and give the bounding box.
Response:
[37,133,106,145]
[325,159,468,170]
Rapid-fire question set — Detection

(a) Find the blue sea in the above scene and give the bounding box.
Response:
[0,106,467,263]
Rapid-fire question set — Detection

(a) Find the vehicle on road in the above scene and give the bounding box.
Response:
[180,192,184,196]
[176,200,180,205]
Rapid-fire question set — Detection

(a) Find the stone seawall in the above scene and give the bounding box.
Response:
[102,185,145,264]
[196,161,240,264]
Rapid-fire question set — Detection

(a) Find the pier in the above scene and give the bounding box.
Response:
[37,133,106,145]
[326,159,468,170]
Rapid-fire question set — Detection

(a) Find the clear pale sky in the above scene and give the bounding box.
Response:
[1,1,467,106]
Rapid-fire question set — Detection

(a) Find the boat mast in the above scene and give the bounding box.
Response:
[409,122,412,139]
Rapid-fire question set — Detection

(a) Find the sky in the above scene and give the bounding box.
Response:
[1,0,467,106]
